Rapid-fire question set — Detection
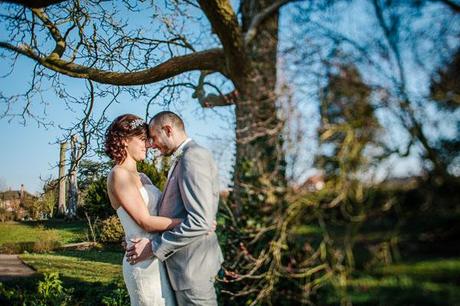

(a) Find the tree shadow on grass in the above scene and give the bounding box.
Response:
[55,246,124,265]
[0,272,125,306]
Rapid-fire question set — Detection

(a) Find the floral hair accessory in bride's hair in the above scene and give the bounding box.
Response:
[129,118,145,129]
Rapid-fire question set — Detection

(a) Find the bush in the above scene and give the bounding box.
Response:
[100,216,124,243]
[0,207,14,222]
[101,282,129,306]
[78,177,112,220]
[34,272,72,306]
[78,159,169,221]
[33,228,62,253]
[0,273,72,306]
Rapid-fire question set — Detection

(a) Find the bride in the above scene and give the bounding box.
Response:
[105,114,178,306]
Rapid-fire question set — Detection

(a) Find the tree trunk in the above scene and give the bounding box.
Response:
[68,135,83,218]
[232,0,286,219]
[58,141,67,216]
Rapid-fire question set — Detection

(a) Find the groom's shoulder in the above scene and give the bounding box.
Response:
[183,142,213,161]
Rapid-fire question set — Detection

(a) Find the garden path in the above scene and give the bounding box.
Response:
[0,254,35,281]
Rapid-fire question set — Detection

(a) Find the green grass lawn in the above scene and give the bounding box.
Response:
[0,248,126,305]
[20,249,123,284]
[0,220,86,245]
[323,257,460,305]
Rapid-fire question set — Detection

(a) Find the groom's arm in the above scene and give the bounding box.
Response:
[152,146,217,261]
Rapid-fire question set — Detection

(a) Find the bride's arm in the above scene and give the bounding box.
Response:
[110,169,181,232]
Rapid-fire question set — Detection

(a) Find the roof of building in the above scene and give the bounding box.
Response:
[0,190,37,201]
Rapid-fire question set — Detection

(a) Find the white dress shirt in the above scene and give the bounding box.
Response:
[167,138,192,179]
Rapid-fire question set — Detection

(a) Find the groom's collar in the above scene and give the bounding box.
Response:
[170,138,192,162]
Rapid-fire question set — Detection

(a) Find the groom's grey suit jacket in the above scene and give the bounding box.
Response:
[152,140,224,291]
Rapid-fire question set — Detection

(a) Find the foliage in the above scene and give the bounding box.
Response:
[317,62,381,181]
[219,175,460,304]
[78,159,112,191]
[138,159,170,191]
[78,176,111,219]
[0,248,125,305]
[34,272,73,306]
[99,215,124,244]
[0,207,14,222]
[23,192,56,220]
[78,159,168,220]
[101,283,130,306]
[430,48,460,110]
[429,49,460,178]
[0,273,72,306]
[32,226,62,253]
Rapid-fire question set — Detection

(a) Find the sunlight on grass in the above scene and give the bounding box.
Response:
[0,221,86,245]
[334,259,460,305]
[377,258,460,280]
[292,225,321,235]
[20,250,123,284]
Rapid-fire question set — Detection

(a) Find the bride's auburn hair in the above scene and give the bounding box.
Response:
[104,114,148,164]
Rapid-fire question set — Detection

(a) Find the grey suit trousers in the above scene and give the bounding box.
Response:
[175,279,217,306]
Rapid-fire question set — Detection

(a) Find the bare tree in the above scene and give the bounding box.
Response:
[0,0,292,211]
[0,1,292,303]
[283,0,460,183]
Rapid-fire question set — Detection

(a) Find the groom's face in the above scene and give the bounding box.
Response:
[148,123,175,156]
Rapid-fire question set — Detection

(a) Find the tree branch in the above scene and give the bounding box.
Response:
[31,8,66,58]
[0,42,225,85]
[244,0,296,45]
[192,70,237,107]
[433,0,460,13]
[197,90,238,108]
[198,0,247,79]
[0,0,66,8]
[1,0,67,8]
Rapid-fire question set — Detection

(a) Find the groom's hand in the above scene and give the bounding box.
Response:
[126,238,153,265]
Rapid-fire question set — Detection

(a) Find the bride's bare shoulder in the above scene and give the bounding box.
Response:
[110,166,131,178]
[108,166,132,186]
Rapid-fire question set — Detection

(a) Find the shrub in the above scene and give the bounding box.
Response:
[78,159,169,221]
[100,216,124,243]
[32,226,62,253]
[101,283,129,306]
[0,241,34,254]
[78,177,112,219]
[33,272,72,306]
[0,207,14,222]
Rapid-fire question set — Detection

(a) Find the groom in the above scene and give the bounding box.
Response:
[127,111,223,305]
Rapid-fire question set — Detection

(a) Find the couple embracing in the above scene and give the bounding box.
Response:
[104,111,223,306]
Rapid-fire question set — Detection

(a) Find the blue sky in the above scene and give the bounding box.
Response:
[0,2,237,194]
[0,55,235,194]
[1,1,453,194]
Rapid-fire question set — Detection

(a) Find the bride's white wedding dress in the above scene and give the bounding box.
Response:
[116,174,176,306]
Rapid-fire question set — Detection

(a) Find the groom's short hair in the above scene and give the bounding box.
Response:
[149,111,185,131]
